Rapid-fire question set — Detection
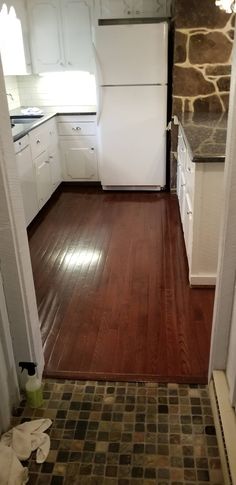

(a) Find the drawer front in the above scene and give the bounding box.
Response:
[14,135,29,153]
[58,122,96,136]
[29,125,48,159]
[57,115,96,123]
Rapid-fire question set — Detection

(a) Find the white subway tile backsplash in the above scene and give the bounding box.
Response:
[4,76,20,110]
[17,72,97,107]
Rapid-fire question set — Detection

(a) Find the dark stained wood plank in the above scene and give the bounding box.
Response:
[28,186,215,383]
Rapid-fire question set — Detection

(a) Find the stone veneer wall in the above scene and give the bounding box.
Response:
[170,0,235,188]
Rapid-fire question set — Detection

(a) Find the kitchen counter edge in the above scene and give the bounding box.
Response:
[11,109,97,142]
[177,115,226,164]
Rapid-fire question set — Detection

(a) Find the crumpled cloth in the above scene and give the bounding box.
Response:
[1,419,52,464]
[0,443,28,485]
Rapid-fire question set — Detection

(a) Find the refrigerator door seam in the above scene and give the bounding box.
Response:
[101,83,168,87]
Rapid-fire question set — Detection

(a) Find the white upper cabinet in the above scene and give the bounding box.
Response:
[62,0,94,72]
[28,1,62,72]
[96,0,171,19]
[27,0,94,73]
[0,1,31,75]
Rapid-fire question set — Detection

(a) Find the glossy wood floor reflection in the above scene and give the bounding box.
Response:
[28,186,215,383]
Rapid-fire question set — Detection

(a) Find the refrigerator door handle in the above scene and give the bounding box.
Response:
[92,41,104,125]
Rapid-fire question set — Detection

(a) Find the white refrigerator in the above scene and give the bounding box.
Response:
[94,22,168,190]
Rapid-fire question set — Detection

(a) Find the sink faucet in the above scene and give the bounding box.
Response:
[6,93,14,101]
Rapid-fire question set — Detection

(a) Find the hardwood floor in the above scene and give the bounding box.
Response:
[28,186,215,383]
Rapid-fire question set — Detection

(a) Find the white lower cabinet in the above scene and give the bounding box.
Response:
[182,192,193,265]
[60,138,98,180]
[14,136,38,226]
[34,150,52,209]
[48,118,62,189]
[49,146,61,188]
[15,114,98,226]
[177,125,224,286]
[58,115,99,181]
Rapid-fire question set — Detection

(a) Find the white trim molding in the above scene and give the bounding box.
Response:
[209,371,236,485]
[0,54,44,392]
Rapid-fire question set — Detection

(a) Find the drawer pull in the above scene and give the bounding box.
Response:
[72,126,81,131]
[36,139,40,144]
[187,167,191,172]
[181,183,186,187]
[187,210,192,215]
[49,155,53,159]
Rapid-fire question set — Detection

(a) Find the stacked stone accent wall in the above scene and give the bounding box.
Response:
[170,0,235,188]
[172,0,234,114]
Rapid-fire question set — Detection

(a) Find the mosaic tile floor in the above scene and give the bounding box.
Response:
[11,380,223,485]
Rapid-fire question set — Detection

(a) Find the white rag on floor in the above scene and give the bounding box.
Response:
[0,419,52,484]
[0,443,28,485]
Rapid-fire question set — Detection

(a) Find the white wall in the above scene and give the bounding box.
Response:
[0,60,44,384]
[17,72,97,107]
[4,76,20,109]
[0,271,19,433]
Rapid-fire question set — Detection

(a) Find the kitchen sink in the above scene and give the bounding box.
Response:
[10,115,44,124]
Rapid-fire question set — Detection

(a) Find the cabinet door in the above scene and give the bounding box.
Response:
[62,0,94,72]
[34,151,52,209]
[133,0,168,17]
[60,138,98,181]
[98,0,133,18]
[15,146,39,226]
[0,3,28,75]
[28,0,64,73]
[177,162,182,200]
[179,169,186,224]
[48,119,62,189]
[49,146,62,189]
[183,193,193,264]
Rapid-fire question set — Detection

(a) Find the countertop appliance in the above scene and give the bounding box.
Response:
[94,21,168,190]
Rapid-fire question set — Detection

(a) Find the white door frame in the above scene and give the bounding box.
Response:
[0,56,44,399]
[209,17,236,384]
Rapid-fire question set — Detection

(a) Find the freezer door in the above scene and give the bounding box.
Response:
[97,85,167,188]
[95,23,168,85]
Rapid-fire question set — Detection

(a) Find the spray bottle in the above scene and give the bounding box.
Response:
[19,362,43,408]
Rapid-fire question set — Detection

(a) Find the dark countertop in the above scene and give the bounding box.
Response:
[10,106,97,142]
[178,112,228,163]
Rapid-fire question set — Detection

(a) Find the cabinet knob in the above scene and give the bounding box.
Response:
[36,139,40,144]
[181,183,186,187]
[187,210,192,215]
[49,155,53,159]
[68,61,72,66]
[91,147,94,151]
[45,160,50,164]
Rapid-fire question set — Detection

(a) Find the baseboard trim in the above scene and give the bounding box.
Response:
[209,371,236,485]
[190,274,216,286]
[102,185,164,191]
